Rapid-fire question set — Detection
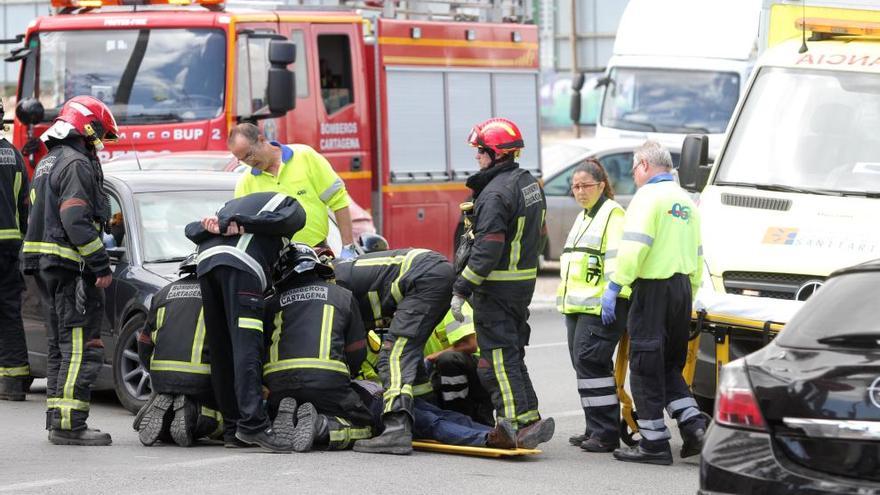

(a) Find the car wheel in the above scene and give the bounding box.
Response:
[113,314,151,414]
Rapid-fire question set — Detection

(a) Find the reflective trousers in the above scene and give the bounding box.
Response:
[565,302,627,443]
[628,274,706,450]
[0,249,28,379]
[377,263,453,418]
[39,267,104,431]
[472,291,540,429]
[199,266,268,435]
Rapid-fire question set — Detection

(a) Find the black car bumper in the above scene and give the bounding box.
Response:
[701,423,880,495]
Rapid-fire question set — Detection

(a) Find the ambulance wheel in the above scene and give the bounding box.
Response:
[113,314,151,414]
[620,411,640,447]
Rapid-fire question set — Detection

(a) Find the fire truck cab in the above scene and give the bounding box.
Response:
[6,0,541,259]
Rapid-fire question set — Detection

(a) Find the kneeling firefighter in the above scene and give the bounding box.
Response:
[134,254,223,447]
[264,243,374,452]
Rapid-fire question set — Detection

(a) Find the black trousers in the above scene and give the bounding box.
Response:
[199,266,268,435]
[472,291,539,429]
[0,249,28,378]
[431,351,493,426]
[628,274,706,450]
[39,267,104,431]
[377,263,453,419]
[564,301,627,443]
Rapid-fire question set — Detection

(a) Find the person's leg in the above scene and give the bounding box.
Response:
[199,269,239,442]
[38,270,61,430]
[412,398,489,447]
[565,314,591,444]
[0,250,29,400]
[572,314,620,448]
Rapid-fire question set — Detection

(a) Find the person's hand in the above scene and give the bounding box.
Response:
[338,243,358,260]
[202,216,220,234]
[22,137,42,156]
[451,294,467,323]
[600,287,619,326]
[95,274,112,289]
[223,221,243,236]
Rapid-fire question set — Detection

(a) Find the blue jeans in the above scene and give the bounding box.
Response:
[413,398,490,447]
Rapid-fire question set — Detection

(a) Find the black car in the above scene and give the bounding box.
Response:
[701,260,880,494]
[23,170,237,413]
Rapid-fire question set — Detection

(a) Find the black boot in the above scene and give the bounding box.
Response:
[580,436,619,453]
[517,417,555,449]
[235,427,293,453]
[49,428,112,446]
[0,377,26,401]
[680,427,706,458]
[272,397,298,449]
[568,428,591,446]
[292,403,329,453]
[613,444,673,466]
[170,395,200,447]
[352,412,412,455]
[132,393,157,431]
[138,393,174,446]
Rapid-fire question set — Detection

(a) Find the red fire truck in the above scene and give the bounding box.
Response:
[5,0,541,258]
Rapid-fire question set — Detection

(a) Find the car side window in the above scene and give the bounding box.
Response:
[106,193,127,259]
[599,152,636,196]
[544,165,576,196]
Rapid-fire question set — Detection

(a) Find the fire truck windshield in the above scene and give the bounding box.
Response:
[30,28,225,124]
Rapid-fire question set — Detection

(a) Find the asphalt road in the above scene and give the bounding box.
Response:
[0,276,700,495]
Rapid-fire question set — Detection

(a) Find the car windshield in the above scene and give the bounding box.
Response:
[34,28,225,124]
[104,154,236,172]
[777,271,880,349]
[541,143,591,177]
[600,67,739,134]
[135,190,230,263]
[715,67,880,196]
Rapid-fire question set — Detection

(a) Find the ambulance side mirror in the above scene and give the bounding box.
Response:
[679,134,711,193]
[267,40,296,115]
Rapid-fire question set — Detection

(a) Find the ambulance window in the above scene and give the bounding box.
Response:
[317,34,354,114]
[236,35,272,117]
[290,30,309,98]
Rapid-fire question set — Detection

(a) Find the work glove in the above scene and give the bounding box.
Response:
[21,136,42,156]
[600,286,620,326]
[338,243,358,261]
[451,294,467,323]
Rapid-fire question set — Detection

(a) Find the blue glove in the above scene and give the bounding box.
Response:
[339,244,358,261]
[601,286,620,326]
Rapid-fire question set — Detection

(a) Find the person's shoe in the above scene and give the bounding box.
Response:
[49,428,112,446]
[568,431,590,446]
[353,412,412,455]
[486,418,517,449]
[235,427,293,453]
[613,444,673,466]
[224,436,253,449]
[516,417,555,449]
[680,427,706,458]
[170,395,200,447]
[132,393,158,431]
[272,398,297,449]
[0,377,26,401]
[580,437,619,453]
[138,393,174,446]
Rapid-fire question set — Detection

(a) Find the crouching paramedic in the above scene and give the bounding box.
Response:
[134,253,222,447]
[23,96,118,446]
[333,238,454,455]
[263,243,373,452]
[186,191,305,451]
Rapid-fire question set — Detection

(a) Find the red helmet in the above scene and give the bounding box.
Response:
[466,117,524,156]
[55,96,118,150]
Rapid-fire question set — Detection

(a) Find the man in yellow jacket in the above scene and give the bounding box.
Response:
[228,123,355,257]
[603,140,706,466]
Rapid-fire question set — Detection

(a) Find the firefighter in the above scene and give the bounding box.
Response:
[604,140,706,465]
[22,95,117,445]
[0,98,30,401]
[556,160,629,452]
[185,191,305,452]
[333,235,455,455]
[227,123,357,258]
[263,243,374,452]
[452,117,555,449]
[133,254,223,447]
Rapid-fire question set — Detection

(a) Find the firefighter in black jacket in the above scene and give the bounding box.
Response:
[133,254,223,447]
[334,238,455,455]
[186,191,304,452]
[452,118,555,449]
[263,243,374,452]
[22,96,118,446]
[0,99,30,401]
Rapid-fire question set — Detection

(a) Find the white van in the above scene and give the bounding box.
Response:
[595,0,762,156]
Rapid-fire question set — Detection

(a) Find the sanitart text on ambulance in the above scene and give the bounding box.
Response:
[679,2,880,406]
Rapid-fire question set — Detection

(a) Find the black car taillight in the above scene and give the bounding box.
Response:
[715,358,766,431]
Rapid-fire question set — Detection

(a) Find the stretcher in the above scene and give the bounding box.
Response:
[614,290,803,446]
[412,439,541,458]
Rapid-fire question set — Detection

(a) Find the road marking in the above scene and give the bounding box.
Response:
[154,454,247,470]
[0,479,73,492]
[526,341,567,349]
